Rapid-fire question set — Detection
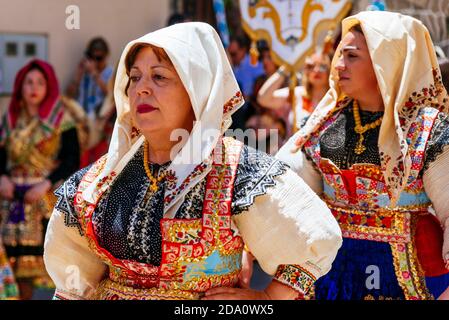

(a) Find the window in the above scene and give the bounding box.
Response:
[0,34,48,95]
[25,43,36,56]
[6,42,18,56]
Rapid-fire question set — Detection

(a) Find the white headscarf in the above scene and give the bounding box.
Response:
[82,22,244,212]
[291,11,449,206]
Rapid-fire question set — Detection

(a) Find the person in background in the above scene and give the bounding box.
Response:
[66,37,113,119]
[0,59,80,299]
[245,43,287,153]
[228,34,265,99]
[166,12,192,26]
[257,51,331,138]
[228,34,265,131]
[79,64,118,168]
[66,37,114,166]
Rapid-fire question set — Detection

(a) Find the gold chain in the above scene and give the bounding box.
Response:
[353,100,383,155]
[143,141,166,192]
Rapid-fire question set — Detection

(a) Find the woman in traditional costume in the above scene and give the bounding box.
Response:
[257,52,331,136]
[277,11,449,300]
[0,59,80,299]
[43,22,342,300]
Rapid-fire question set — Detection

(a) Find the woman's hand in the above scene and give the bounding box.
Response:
[203,280,300,300]
[83,59,96,75]
[438,286,449,300]
[0,175,15,199]
[238,249,255,288]
[202,287,270,300]
[24,180,52,203]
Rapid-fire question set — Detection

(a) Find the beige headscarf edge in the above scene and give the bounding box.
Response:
[81,22,244,212]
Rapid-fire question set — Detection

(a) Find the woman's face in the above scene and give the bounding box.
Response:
[335,30,378,99]
[128,46,195,139]
[22,69,47,108]
[261,51,277,76]
[91,49,108,70]
[304,53,330,89]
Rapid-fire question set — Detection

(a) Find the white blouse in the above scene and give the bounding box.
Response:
[44,163,342,299]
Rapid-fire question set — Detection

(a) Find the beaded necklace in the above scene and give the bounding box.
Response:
[353,100,383,155]
[143,141,167,192]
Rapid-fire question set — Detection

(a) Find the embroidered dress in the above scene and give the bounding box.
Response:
[43,22,342,300]
[278,12,449,300]
[306,102,448,299]
[0,60,80,291]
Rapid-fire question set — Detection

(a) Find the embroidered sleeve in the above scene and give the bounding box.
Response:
[44,204,108,300]
[231,145,289,215]
[232,168,342,296]
[273,264,317,299]
[54,165,91,235]
[53,289,87,300]
[423,112,449,172]
[423,135,449,265]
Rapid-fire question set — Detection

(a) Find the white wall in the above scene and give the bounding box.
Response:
[0,0,171,114]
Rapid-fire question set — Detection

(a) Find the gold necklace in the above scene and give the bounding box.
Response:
[353,100,383,155]
[143,141,166,192]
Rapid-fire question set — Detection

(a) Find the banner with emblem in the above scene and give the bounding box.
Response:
[240,0,352,69]
[239,0,352,132]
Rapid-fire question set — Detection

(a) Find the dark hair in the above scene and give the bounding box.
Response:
[349,24,364,35]
[230,34,250,50]
[257,40,270,61]
[167,13,186,26]
[27,63,47,79]
[86,37,109,57]
[124,43,173,95]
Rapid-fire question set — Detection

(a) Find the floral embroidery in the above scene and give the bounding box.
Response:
[274,264,316,297]
[163,162,209,205]
[390,231,433,300]
[223,91,243,116]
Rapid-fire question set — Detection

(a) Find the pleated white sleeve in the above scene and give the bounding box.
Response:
[232,168,342,297]
[423,146,449,266]
[44,208,107,300]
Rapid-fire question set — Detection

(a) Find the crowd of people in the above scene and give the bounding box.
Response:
[0,10,449,300]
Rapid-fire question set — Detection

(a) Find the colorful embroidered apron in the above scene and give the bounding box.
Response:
[73,137,245,300]
[304,107,449,300]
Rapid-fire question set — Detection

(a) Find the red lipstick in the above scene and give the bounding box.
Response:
[137,104,156,114]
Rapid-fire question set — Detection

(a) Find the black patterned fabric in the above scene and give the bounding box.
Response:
[54,143,288,265]
[232,145,289,215]
[423,112,449,172]
[318,103,449,173]
[54,165,91,235]
[319,102,383,169]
